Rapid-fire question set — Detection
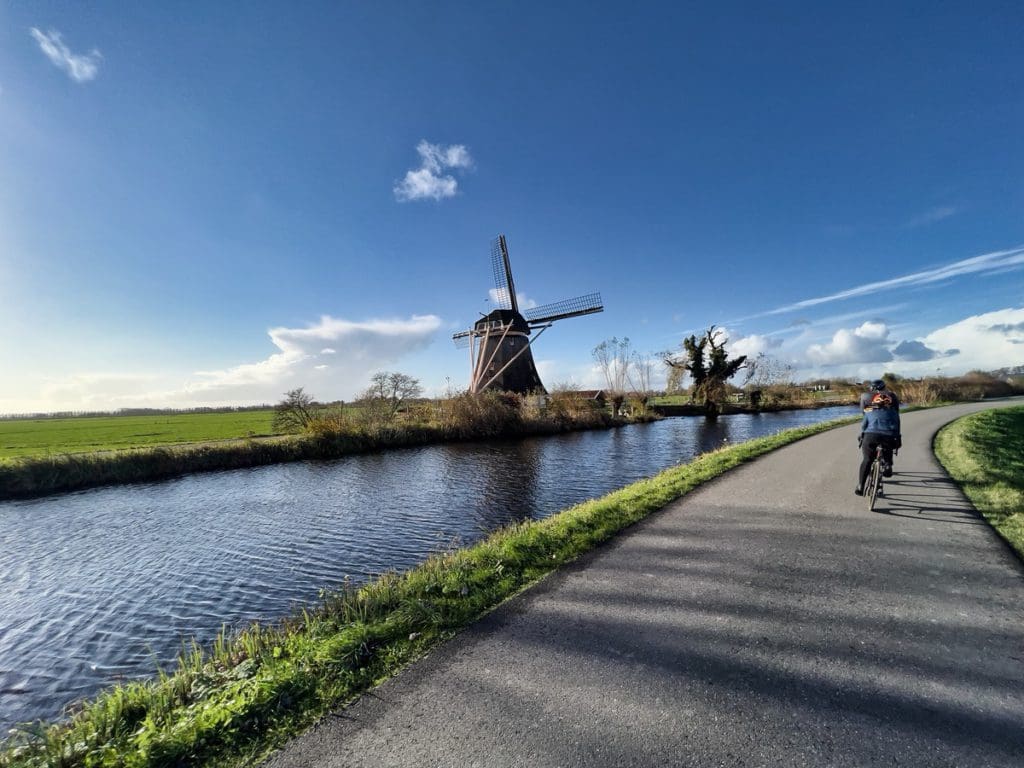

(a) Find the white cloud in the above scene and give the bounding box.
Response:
[487,288,538,310]
[394,140,473,202]
[747,244,1024,319]
[533,359,610,391]
[806,321,893,366]
[920,307,1024,373]
[30,28,101,83]
[5,314,443,412]
[417,142,472,173]
[728,333,782,360]
[789,307,1024,379]
[907,205,958,228]
[183,314,443,402]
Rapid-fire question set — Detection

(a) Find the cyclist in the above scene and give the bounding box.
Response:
[855,379,902,496]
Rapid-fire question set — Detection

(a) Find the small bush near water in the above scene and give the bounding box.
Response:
[0,415,855,768]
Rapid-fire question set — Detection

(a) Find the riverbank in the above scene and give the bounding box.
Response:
[0,415,857,768]
[934,405,1024,559]
[0,411,651,500]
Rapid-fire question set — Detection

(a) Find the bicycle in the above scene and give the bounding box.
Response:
[866,443,884,511]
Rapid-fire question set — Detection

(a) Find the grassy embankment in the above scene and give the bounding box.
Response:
[934,405,1024,558]
[0,415,856,768]
[0,403,634,499]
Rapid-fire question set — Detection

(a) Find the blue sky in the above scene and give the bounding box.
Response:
[1,2,1022,412]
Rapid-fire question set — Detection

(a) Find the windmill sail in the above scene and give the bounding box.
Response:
[489,235,518,312]
[452,329,473,348]
[524,293,604,324]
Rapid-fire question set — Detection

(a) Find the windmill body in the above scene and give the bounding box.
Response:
[470,308,544,393]
[453,235,603,395]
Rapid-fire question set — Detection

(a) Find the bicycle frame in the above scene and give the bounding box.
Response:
[867,444,884,511]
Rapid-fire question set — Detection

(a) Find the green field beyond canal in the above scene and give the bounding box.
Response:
[0,411,278,461]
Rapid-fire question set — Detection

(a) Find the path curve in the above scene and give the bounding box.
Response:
[265,400,1024,768]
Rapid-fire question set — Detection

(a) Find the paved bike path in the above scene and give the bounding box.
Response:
[266,401,1024,767]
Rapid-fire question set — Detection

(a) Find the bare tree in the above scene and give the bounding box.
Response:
[358,371,423,423]
[626,350,656,414]
[272,388,317,433]
[592,337,632,415]
[665,358,687,394]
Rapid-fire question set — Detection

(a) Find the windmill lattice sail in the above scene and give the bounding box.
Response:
[452,234,604,394]
[489,235,518,312]
[524,293,604,324]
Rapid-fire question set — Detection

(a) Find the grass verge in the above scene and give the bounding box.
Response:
[0,415,855,768]
[934,405,1024,558]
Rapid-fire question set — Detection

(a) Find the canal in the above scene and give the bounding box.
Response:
[0,406,856,730]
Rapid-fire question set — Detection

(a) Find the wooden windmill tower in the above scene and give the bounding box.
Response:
[453,234,604,394]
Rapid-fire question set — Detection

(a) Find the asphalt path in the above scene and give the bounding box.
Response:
[265,400,1024,768]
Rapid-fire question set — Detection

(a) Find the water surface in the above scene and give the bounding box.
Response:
[0,407,855,730]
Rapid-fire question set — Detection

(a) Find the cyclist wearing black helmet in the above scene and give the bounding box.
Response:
[855,379,902,496]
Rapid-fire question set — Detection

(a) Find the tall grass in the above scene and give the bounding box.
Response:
[0,415,855,768]
[934,405,1024,558]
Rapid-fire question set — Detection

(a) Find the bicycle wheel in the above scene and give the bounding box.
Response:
[867,458,881,511]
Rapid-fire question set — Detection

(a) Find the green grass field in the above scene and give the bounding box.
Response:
[0,411,279,461]
[934,405,1024,558]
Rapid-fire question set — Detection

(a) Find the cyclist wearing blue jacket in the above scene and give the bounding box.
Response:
[855,379,902,496]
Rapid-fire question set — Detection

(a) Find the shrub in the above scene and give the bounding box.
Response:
[304,410,350,437]
[272,389,318,434]
[441,391,523,438]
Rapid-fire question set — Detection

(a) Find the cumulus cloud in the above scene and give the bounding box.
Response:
[30,28,101,82]
[394,140,473,202]
[792,307,1024,379]
[806,321,893,365]
[183,314,442,402]
[728,333,782,360]
[921,307,1024,371]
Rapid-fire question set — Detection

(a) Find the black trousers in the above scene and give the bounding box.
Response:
[859,433,899,488]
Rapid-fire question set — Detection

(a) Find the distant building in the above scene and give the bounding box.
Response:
[575,390,608,407]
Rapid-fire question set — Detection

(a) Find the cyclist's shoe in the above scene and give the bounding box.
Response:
[854,485,864,496]
[882,463,893,478]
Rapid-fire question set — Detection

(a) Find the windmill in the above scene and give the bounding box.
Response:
[453,234,604,394]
